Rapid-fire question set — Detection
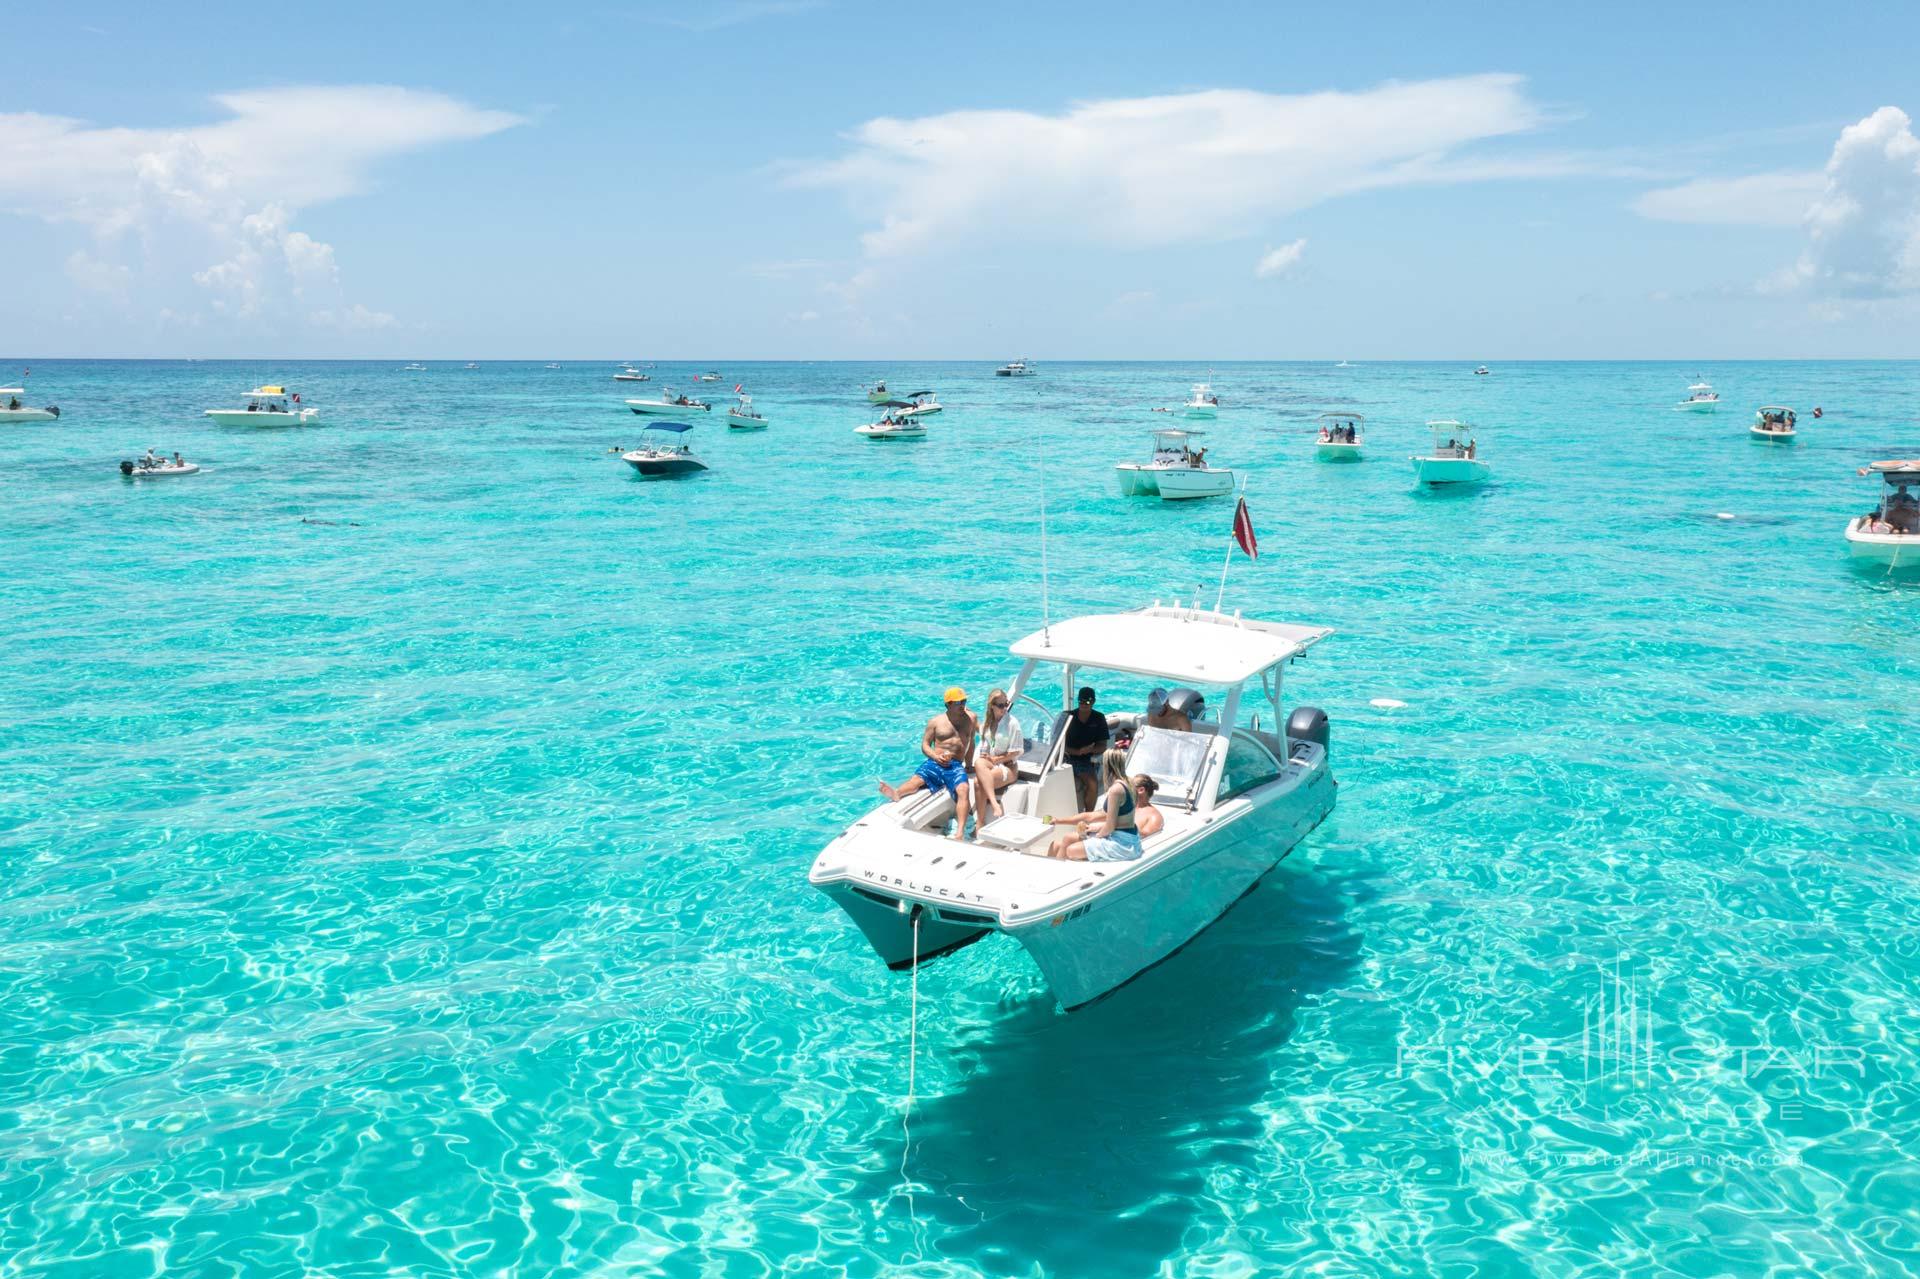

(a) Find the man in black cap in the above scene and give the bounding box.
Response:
[1062,686,1109,811]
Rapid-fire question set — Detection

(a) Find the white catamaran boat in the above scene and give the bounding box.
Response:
[1410,420,1490,486]
[1314,412,1365,462]
[1676,381,1720,412]
[898,390,942,418]
[1846,460,1920,567]
[855,404,928,441]
[1115,428,1235,500]
[1752,406,1797,443]
[810,604,1336,1010]
[1180,382,1221,419]
[621,422,707,477]
[0,386,59,423]
[995,358,1036,377]
[204,387,318,427]
[627,388,711,416]
[726,393,769,430]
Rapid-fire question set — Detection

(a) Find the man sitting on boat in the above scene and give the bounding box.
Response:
[877,687,978,840]
[1144,687,1192,733]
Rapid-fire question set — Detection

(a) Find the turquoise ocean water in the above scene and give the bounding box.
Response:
[4,359,1919,1276]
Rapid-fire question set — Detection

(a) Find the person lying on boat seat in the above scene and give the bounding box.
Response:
[1164,687,1205,728]
[877,687,977,841]
[1144,687,1191,734]
[1044,750,1143,862]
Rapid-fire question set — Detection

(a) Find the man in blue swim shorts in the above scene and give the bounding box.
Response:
[878,687,979,840]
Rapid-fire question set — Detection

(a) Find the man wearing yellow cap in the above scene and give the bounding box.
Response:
[877,687,979,840]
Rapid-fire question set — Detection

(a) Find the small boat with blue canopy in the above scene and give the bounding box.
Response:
[621,422,707,477]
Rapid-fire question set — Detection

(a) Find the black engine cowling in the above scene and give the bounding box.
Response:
[119,459,134,475]
[1287,705,1330,756]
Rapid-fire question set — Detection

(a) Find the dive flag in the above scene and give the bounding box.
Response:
[1232,497,1258,560]
[734,383,744,394]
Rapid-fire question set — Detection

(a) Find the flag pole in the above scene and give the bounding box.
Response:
[1214,478,1246,614]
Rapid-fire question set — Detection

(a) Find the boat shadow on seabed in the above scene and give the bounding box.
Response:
[864,861,1365,1277]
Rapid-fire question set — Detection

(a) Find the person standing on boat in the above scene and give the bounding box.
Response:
[970,689,1023,824]
[878,687,978,840]
[1045,749,1143,862]
[1062,686,1110,811]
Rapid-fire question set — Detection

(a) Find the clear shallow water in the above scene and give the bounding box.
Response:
[3,359,1919,1277]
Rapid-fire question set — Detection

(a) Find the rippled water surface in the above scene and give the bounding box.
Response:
[4,359,1920,1277]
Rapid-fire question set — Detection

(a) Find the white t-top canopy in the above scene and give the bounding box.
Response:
[1010,606,1330,686]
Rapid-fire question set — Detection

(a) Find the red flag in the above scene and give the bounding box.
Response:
[1232,497,1258,560]
[734,383,743,394]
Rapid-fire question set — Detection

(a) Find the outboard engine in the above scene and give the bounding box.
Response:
[47,406,59,417]
[1287,705,1330,760]
[119,459,134,475]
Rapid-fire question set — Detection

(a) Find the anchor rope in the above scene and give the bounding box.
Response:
[900,907,921,1203]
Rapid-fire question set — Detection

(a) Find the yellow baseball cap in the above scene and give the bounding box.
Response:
[943,686,967,703]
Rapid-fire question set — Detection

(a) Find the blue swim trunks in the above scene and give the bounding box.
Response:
[913,756,968,795]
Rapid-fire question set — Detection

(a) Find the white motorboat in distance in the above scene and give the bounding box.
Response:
[810,604,1337,1010]
[856,403,928,441]
[628,388,712,416]
[621,422,708,477]
[464,362,479,370]
[726,393,769,430]
[402,362,427,372]
[866,381,894,403]
[119,450,199,478]
[1314,412,1365,462]
[205,387,318,427]
[1846,460,1920,567]
[614,366,650,382]
[898,390,943,418]
[1676,381,1720,412]
[1115,428,1235,500]
[0,386,58,423]
[1180,382,1221,419]
[1752,406,1797,443]
[695,371,723,382]
[1474,365,1491,376]
[1411,420,1489,486]
[995,358,1036,377]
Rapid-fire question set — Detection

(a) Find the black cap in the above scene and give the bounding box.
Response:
[1077,686,1097,704]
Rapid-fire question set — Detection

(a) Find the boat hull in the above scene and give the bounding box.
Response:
[623,454,707,477]
[205,409,318,427]
[1315,441,1364,462]
[628,401,710,415]
[1411,456,1490,486]
[1013,761,1336,1009]
[855,424,926,441]
[1179,406,1218,420]
[1114,464,1160,496]
[0,406,58,423]
[1847,520,1920,566]
[125,463,200,478]
[867,390,894,403]
[1750,426,1796,443]
[1676,400,1719,412]
[726,413,769,431]
[1155,467,1236,500]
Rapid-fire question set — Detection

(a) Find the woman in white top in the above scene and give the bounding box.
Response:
[971,688,1024,824]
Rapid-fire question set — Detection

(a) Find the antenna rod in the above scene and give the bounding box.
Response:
[1039,417,1051,646]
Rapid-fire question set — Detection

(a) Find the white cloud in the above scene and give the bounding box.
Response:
[1636,107,1920,301]
[65,249,130,296]
[1254,239,1307,278]
[0,85,521,328]
[1783,106,1920,298]
[1631,171,1824,227]
[793,75,1552,263]
[310,303,398,331]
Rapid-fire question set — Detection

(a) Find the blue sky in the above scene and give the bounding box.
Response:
[8,0,1920,358]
